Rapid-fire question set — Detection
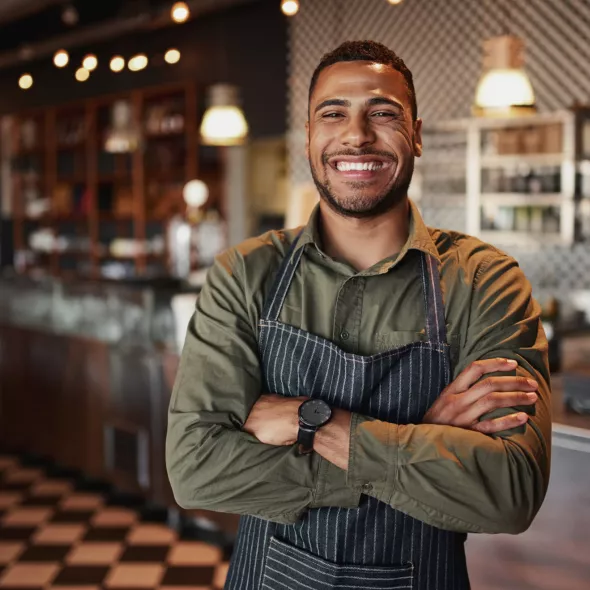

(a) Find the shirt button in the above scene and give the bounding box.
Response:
[361,483,373,493]
[340,330,350,341]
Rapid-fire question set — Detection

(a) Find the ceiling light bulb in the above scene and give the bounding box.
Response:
[75,67,90,82]
[281,0,299,16]
[54,49,69,68]
[165,49,181,64]
[387,0,404,5]
[83,54,98,71]
[19,74,33,90]
[110,56,125,72]
[128,54,148,72]
[171,2,190,23]
[61,4,79,25]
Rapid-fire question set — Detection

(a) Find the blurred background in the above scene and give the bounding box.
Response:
[0,1,589,589]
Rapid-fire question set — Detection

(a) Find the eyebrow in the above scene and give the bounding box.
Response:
[314,97,404,114]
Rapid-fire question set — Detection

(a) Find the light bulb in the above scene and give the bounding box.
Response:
[19,74,33,90]
[128,54,148,72]
[183,180,209,208]
[110,56,125,72]
[75,67,90,82]
[83,54,98,71]
[387,0,404,4]
[171,2,190,23]
[281,0,299,16]
[165,49,181,64]
[54,49,69,68]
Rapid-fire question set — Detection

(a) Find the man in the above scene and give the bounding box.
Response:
[166,40,551,590]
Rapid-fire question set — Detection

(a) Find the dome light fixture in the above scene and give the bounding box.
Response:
[54,49,69,68]
[83,54,98,71]
[110,56,125,72]
[171,2,190,23]
[128,54,148,72]
[473,35,536,117]
[75,67,90,82]
[200,84,249,146]
[165,49,181,64]
[281,0,299,16]
[19,74,33,90]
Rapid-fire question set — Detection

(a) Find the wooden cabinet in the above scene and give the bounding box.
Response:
[8,82,224,278]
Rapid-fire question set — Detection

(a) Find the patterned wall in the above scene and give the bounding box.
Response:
[287,0,590,304]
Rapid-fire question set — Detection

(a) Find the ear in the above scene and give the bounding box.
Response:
[413,118,423,158]
[305,121,310,159]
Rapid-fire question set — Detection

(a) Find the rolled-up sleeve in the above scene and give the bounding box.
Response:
[346,251,551,534]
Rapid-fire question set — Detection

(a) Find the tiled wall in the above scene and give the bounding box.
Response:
[288,0,590,307]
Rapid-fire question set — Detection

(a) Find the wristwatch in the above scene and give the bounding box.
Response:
[297,399,332,455]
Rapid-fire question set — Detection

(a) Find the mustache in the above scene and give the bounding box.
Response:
[321,149,397,165]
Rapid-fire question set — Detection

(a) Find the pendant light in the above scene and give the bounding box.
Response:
[200,84,249,146]
[200,16,249,146]
[281,0,299,16]
[473,0,535,117]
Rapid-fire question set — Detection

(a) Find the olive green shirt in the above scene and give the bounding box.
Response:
[166,200,551,534]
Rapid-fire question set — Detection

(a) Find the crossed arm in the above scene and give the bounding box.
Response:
[166,255,551,533]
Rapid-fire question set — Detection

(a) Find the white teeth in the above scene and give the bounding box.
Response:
[336,161,383,171]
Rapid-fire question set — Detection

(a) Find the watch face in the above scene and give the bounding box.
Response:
[300,399,331,427]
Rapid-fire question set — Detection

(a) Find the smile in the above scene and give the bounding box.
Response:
[328,156,394,179]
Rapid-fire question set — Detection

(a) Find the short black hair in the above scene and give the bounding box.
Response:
[308,40,417,120]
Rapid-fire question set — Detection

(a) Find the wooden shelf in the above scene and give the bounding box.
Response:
[480,193,563,207]
[479,230,564,247]
[481,153,564,168]
[144,130,185,139]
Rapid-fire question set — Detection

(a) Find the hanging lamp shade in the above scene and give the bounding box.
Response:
[200,84,249,146]
[473,35,536,117]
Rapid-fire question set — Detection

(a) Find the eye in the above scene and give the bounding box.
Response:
[321,112,344,119]
[372,111,398,118]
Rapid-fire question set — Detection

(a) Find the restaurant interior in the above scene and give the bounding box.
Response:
[0,0,589,589]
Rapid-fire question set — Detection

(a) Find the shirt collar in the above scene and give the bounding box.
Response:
[295,199,440,272]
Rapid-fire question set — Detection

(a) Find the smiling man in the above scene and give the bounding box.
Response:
[166,41,551,589]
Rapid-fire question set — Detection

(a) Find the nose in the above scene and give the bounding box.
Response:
[340,113,376,148]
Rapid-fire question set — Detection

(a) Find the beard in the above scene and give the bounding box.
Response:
[309,149,414,219]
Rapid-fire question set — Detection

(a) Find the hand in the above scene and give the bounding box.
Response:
[243,394,308,446]
[423,358,538,434]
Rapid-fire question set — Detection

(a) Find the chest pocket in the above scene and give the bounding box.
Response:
[263,537,414,590]
[374,329,461,369]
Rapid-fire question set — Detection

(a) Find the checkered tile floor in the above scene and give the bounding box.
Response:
[0,455,230,589]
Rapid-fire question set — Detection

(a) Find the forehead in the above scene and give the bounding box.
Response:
[312,60,410,108]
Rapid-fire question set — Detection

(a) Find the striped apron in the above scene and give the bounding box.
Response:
[225,233,470,589]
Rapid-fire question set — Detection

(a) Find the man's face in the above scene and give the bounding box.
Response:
[306,60,422,218]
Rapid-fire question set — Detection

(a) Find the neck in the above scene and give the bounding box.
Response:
[318,198,411,271]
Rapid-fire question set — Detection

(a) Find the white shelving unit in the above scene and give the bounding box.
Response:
[417,107,590,247]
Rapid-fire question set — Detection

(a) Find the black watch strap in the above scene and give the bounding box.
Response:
[297,425,317,455]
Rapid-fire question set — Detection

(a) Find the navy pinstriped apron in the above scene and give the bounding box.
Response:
[225,232,470,590]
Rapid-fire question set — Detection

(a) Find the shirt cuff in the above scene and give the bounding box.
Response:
[347,413,398,502]
[311,457,361,509]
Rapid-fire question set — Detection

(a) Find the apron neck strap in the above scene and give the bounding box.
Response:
[261,230,306,322]
[420,253,447,344]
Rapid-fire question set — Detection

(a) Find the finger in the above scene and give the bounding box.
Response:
[458,391,537,426]
[445,358,518,394]
[471,412,529,435]
[458,376,538,408]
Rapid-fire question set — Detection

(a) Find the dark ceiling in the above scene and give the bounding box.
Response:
[0,1,161,52]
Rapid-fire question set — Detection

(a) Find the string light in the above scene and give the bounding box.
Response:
[128,54,148,72]
[110,56,125,72]
[19,74,33,90]
[54,49,69,68]
[165,49,181,64]
[83,54,98,71]
[75,67,90,82]
[281,0,299,16]
[171,2,190,23]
